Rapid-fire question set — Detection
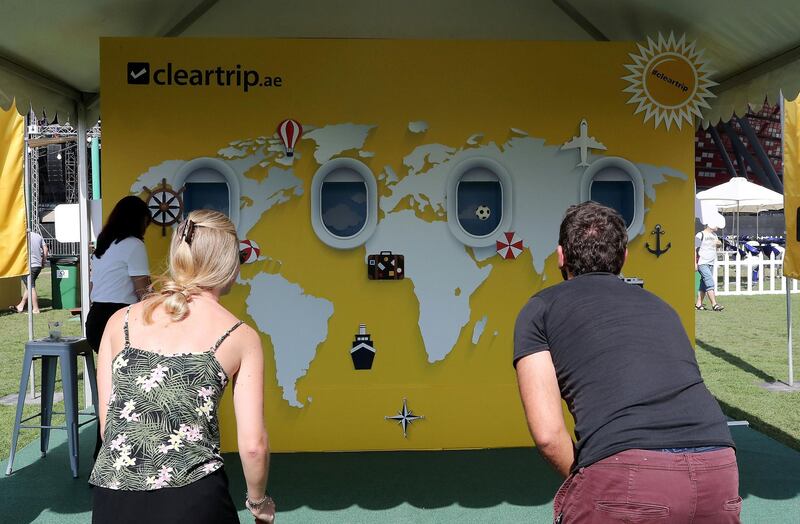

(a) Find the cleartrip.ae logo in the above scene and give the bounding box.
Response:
[126,62,283,93]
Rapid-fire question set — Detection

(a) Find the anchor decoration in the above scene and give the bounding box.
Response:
[645,224,671,257]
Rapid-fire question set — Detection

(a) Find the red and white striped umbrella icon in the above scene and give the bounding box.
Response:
[277,118,303,157]
[496,232,524,259]
[239,239,261,264]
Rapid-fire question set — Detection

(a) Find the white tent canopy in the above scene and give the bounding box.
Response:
[696,176,784,239]
[696,176,785,212]
[2,0,800,123]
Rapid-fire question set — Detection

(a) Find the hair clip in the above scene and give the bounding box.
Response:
[179,219,196,246]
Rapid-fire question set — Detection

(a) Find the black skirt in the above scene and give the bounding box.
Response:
[92,468,239,524]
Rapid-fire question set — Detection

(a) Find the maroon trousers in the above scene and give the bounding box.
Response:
[554,448,741,523]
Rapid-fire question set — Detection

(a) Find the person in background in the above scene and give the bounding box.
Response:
[514,202,739,523]
[695,222,724,311]
[85,195,152,458]
[90,210,274,524]
[10,230,48,313]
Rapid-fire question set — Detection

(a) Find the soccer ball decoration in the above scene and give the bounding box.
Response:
[239,239,261,264]
[475,205,491,221]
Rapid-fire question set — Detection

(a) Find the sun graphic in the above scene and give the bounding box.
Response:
[622,32,717,130]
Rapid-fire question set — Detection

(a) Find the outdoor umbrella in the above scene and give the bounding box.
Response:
[696,176,784,239]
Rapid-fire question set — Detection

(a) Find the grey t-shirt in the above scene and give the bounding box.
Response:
[513,273,733,471]
[29,232,45,268]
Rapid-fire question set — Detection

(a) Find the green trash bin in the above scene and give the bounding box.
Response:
[50,257,81,310]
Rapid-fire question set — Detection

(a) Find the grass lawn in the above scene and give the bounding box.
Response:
[0,268,85,460]
[0,274,798,461]
[696,294,800,450]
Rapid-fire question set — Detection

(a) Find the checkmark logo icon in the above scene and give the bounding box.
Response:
[127,62,150,85]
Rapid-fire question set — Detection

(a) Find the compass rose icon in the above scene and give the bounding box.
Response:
[385,398,425,438]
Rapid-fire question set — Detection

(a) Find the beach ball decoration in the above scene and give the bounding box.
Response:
[277,118,303,157]
[475,205,491,221]
[496,231,523,260]
[239,239,261,264]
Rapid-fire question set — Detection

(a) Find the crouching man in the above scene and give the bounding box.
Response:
[514,202,740,523]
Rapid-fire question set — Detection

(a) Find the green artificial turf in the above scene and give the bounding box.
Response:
[695,294,800,451]
[0,269,85,460]
[1,424,798,523]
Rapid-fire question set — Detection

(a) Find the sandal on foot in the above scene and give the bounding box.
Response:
[7,305,21,313]
[712,304,724,311]
[695,305,707,311]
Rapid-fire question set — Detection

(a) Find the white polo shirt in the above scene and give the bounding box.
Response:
[90,237,150,304]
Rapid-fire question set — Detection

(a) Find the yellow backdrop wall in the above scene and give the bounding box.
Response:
[100,38,694,452]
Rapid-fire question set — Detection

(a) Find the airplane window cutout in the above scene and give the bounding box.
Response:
[580,157,645,237]
[446,157,513,247]
[311,158,378,249]
[174,157,241,227]
[184,182,229,217]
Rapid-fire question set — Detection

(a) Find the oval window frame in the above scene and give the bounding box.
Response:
[446,157,513,247]
[174,157,240,227]
[580,156,645,237]
[311,157,378,249]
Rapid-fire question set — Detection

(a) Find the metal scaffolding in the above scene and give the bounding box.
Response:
[26,111,100,257]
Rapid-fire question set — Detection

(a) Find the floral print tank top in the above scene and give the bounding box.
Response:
[89,307,243,490]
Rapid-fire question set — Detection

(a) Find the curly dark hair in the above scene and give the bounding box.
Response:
[558,202,627,276]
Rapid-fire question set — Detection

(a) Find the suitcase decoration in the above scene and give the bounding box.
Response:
[367,251,404,280]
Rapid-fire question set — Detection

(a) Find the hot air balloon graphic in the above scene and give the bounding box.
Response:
[277,118,303,157]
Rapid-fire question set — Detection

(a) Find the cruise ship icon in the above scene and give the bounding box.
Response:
[351,324,376,370]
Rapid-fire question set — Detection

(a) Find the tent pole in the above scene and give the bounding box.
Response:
[90,136,101,199]
[23,118,33,343]
[23,115,35,398]
[789,279,795,387]
[781,92,793,387]
[77,104,90,333]
[77,104,93,406]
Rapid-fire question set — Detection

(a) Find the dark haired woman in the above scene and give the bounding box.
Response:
[86,195,152,458]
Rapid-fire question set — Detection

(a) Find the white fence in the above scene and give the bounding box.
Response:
[712,251,800,295]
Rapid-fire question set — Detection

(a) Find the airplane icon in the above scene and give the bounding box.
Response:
[561,119,607,167]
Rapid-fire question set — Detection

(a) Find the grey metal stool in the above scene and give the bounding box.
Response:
[5,337,98,478]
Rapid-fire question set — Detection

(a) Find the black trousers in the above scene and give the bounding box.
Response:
[85,302,129,353]
[85,301,129,459]
[92,468,239,524]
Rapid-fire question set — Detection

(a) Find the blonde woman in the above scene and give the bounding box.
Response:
[90,210,275,524]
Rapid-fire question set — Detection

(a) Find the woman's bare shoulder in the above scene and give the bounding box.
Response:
[106,306,130,331]
[229,321,261,347]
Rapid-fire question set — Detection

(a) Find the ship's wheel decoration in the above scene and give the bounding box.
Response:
[239,239,261,264]
[496,231,524,259]
[144,178,185,236]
